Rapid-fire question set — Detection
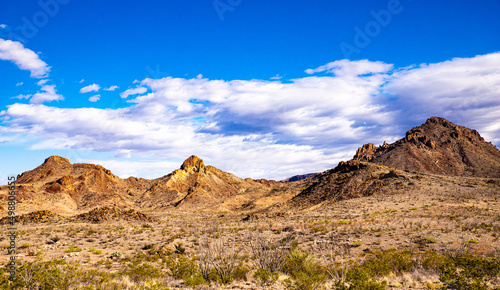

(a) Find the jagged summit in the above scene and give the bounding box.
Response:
[44,155,72,165]
[353,117,500,177]
[180,155,206,173]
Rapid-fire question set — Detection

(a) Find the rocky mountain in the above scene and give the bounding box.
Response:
[353,117,500,178]
[0,155,284,213]
[289,160,409,208]
[5,156,151,212]
[137,155,279,210]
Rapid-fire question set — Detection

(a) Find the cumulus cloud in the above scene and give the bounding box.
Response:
[1,53,500,179]
[120,87,147,98]
[104,85,119,91]
[0,38,50,78]
[80,83,100,94]
[16,82,23,86]
[0,24,6,29]
[30,85,64,104]
[88,94,100,102]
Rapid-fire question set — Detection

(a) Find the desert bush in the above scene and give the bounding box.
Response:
[64,245,82,253]
[248,230,292,273]
[253,268,279,286]
[123,261,163,283]
[333,267,387,290]
[317,242,354,287]
[283,248,325,290]
[111,251,123,257]
[361,249,414,277]
[418,250,447,272]
[439,254,500,290]
[15,258,81,290]
[166,255,197,280]
[197,231,241,284]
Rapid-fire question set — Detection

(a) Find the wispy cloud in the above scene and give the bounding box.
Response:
[0,38,50,78]
[80,83,100,94]
[120,87,147,98]
[104,85,119,91]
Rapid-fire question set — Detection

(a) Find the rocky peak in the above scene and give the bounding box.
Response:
[180,155,206,173]
[354,143,376,161]
[43,155,71,166]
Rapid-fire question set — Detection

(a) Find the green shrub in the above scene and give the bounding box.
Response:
[166,256,198,280]
[111,251,123,257]
[426,238,437,244]
[361,249,414,277]
[123,262,162,283]
[419,250,447,272]
[233,261,250,281]
[283,249,325,290]
[334,267,387,290]
[439,254,500,290]
[253,268,279,286]
[64,246,82,253]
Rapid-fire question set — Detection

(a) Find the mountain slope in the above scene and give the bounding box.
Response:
[5,156,151,212]
[289,160,409,208]
[353,117,500,178]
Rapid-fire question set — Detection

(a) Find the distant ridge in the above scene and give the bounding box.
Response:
[281,173,317,183]
[353,117,500,178]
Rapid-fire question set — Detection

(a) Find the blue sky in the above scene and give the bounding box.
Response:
[0,0,499,182]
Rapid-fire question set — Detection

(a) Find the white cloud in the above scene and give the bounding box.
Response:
[0,38,50,78]
[0,24,6,29]
[104,85,119,91]
[12,94,31,100]
[270,74,282,80]
[1,53,500,179]
[88,94,100,102]
[80,83,100,94]
[37,79,49,86]
[305,59,393,77]
[30,85,64,104]
[79,79,84,83]
[120,87,147,98]
[16,82,23,86]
